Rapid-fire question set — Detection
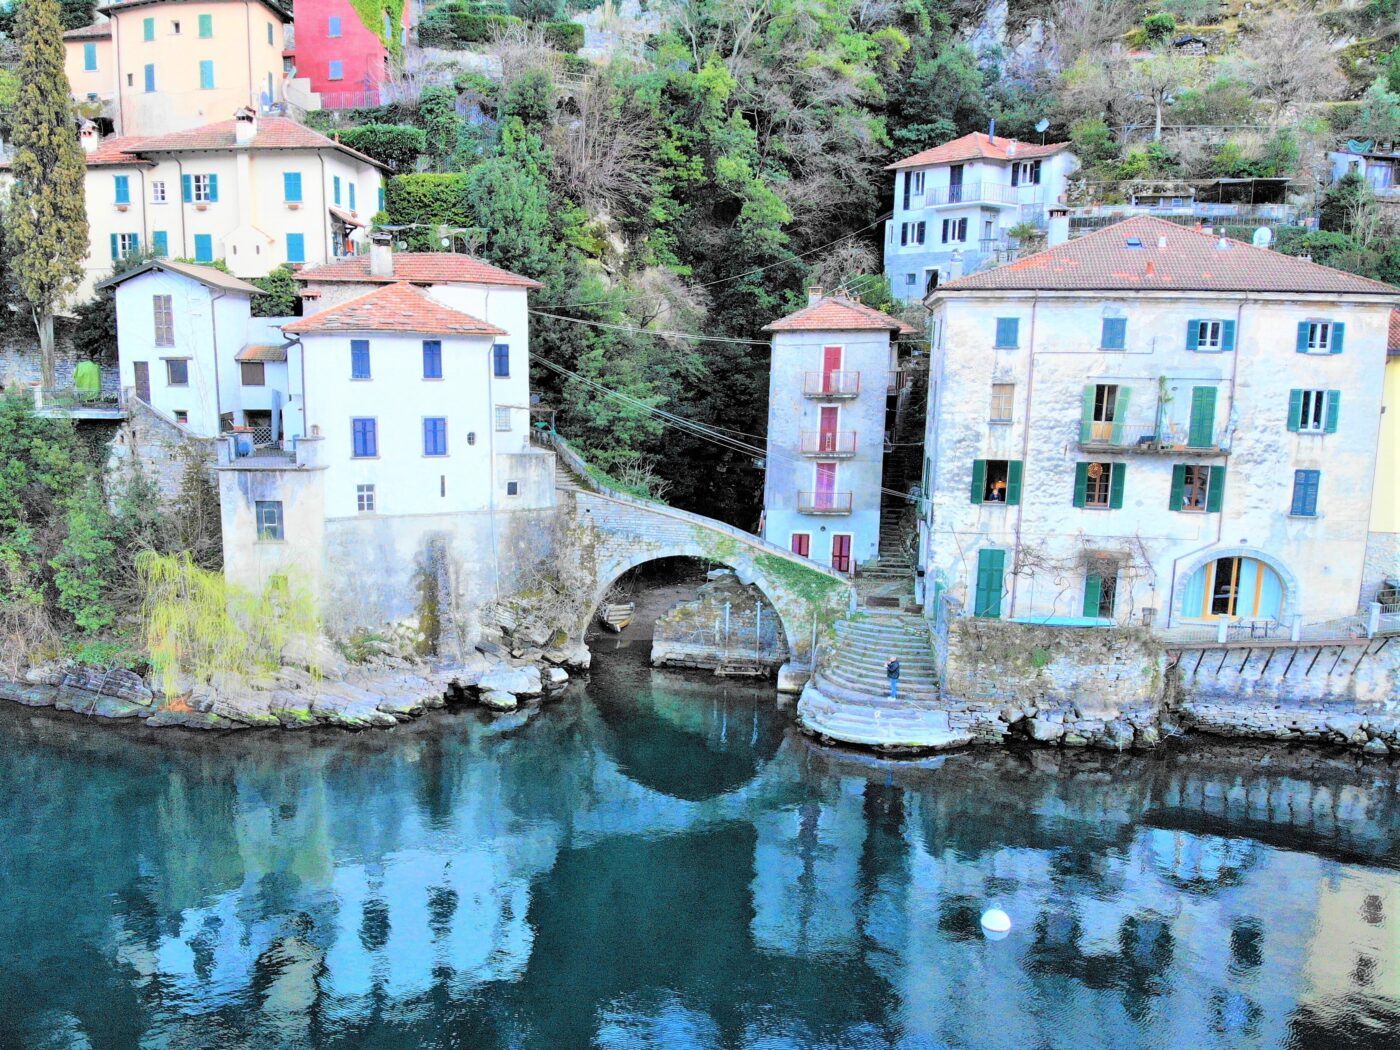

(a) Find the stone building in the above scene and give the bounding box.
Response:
[919,215,1398,629]
[759,290,913,574]
[1367,311,1400,603]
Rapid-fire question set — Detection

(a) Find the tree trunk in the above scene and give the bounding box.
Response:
[1153,99,1164,142]
[34,306,55,391]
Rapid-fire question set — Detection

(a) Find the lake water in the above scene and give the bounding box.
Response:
[1,645,1398,1049]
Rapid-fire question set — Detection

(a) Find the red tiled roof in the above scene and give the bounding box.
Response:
[132,117,381,168]
[1389,310,1400,356]
[81,134,152,167]
[236,344,289,363]
[936,216,1400,296]
[763,295,915,335]
[295,253,543,289]
[64,22,112,39]
[886,132,1069,171]
[283,282,509,337]
[98,0,290,22]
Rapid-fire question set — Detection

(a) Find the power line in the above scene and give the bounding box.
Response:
[529,311,769,346]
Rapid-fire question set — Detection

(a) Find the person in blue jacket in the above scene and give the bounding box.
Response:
[886,657,900,699]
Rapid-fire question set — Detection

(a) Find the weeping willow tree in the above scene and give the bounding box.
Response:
[137,551,321,699]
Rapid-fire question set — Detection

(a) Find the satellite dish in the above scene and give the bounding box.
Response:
[1034,118,1050,133]
[1252,227,1272,248]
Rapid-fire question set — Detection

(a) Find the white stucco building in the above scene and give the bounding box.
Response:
[920,216,1398,629]
[760,290,913,573]
[884,130,1078,303]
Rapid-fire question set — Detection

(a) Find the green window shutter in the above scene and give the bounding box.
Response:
[1296,322,1309,353]
[198,13,212,37]
[1286,388,1303,432]
[1188,386,1217,447]
[974,549,1006,619]
[970,459,986,504]
[1221,319,1236,351]
[1169,464,1186,511]
[143,16,154,41]
[1082,574,1102,618]
[109,233,118,260]
[1331,322,1345,354]
[1109,463,1125,509]
[1080,385,1095,443]
[1206,465,1226,513]
[1324,390,1340,433]
[1111,385,1130,444]
[1186,319,1200,351]
[1005,460,1023,506]
[1073,462,1089,507]
[182,174,192,202]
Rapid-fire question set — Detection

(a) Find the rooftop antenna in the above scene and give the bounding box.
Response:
[1035,118,1050,145]
[988,118,995,144]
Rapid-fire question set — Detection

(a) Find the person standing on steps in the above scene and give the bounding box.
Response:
[886,656,900,699]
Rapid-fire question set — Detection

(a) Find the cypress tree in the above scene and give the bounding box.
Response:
[10,0,89,390]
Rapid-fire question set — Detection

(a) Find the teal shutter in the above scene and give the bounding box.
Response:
[284,172,301,201]
[1082,574,1102,618]
[1005,460,1023,506]
[1109,463,1125,509]
[1111,386,1130,444]
[1101,317,1126,350]
[1206,466,1226,513]
[1221,319,1236,351]
[1286,389,1303,432]
[1169,464,1186,511]
[995,317,1018,347]
[1324,390,1340,433]
[974,549,1006,619]
[198,13,212,37]
[1080,385,1095,443]
[970,459,986,504]
[207,174,218,202]
[1186,319,1200,351]
[182,174,192,202]
[1330,322,1345,354]
[1188,387,1217,447]
[114,175,129,204]
[109,233,118,260]
[1296,322,1309,353]
[1073,462,1089,507]
[153,230,168,256]
[199,60,214,89]
[143,16,154,40]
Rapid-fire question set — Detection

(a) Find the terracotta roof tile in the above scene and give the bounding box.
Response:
[64,22,111,39]
[763,296,915,335]
[96,258,264,294]
[236,343,290,363]
[936,216,1400,296]
[886,132,1069,171]
[283,282,508,337]
[133,117,381,168]
[98,0,290,22]
[295,252,543,289]
[1390,310,1400,356]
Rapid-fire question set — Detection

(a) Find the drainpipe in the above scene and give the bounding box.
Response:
[486,338,501,599]
[244,1,256,112]
[318,152,332,261]
[209,288,226,431]
[1007,291,1040,617]
[174,158,188,257]
[113,16,125,134]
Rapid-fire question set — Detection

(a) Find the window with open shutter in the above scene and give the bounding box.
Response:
[1005,461,1023,506]
[970,459,986,504]
[1188,387,1217,447]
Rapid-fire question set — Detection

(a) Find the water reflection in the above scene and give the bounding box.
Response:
[0,650,1397,1049]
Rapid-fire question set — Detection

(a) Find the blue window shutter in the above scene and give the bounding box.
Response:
[182,174,192,202]
[995,317,1018,348]
[1101,317,1126,350]
[1286,389,1303,431]
[207,174,218,202]
[84,43,96,70]
[109,233,118,260]
[1330,322,1344,354]
[284,172,301,201]
[153,230,168,256]
[1221,319,1236,351]
[351,339,370,379]
[131,233,139,250]
[378,186,385,212]
[328,15,341,37]
[493,343,509,377]
[286,233,305,263]
[1324,390,1341,433]
[333,176,341,205]
[1296,322,1309,353]
[143,17,154,41]
[198,13,212,37]
[114,175,129,204]
[194,234,212,262]
[144,63,155,91]
[199,60,214,90]
[349,182,356,211]
[1186,319,1199,351]
[423,340,442,378]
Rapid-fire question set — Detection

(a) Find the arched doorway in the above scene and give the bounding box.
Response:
[1181,556,1285,621]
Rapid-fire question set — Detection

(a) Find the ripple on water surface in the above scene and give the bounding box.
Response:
[0,645,1398,1049]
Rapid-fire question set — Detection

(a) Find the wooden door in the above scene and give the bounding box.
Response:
[133,361,150,403]
[1188,386,1217,448]
[831,534,852,574]
[974,548,1006,619]
[822,346,842,393]
[818,406,838,452]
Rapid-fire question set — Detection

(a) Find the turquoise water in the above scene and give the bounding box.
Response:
[1,645,1398,1049]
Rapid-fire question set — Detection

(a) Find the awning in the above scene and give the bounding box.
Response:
[329,206,367,228]
[235,343,290,363]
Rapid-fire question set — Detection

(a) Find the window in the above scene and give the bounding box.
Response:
[185,173,218,203]
[900,221,926,246]
[1080,383,1121,443]
[493,343,510,377]
[423,340,443,379]
[970,459,1023,505]
[143,16,154,41]
[83,43,97,71]
[378,186,386,212]
[1288,388,1339,434]
[791,533,811,557]
[171,20,181,34]
[1298,320,1344,354]
[173,410,188,424]
[153,295,174,346]
[198,13,212,37]
[1101,317,1127,350]
[144,63,155,92]
[199,60,215,89]
[240,362,265,386]
[1170,464,1225,513]
[904,273,917,286]
[110,232,140,259]
[153,230,169,257]
[1291,469,1320,517]
[1073,461,1124,509]
[328,15,342,36]
[941,217,968,243]
[267,22,274,46]
[990,383,1014,422]
[350,339,370,379]
[333,175,342,205]
[356,484,376,512]
[150,180,167,204]
[1011,159,1042,186]
[1187,318,1235,352]
[351,418,378,458]
[495,406,512,432]
[286,233,305,263]
[283,171,302,202]
[349,183,356,212]
[193,234,213,262]
[255,500,284,541]
[994,317,1018,348]
[1083,571,1117,619]
[329,59,344,81]
[165,359,189,386]
[901,170,925,209]
[423,417,448,457]
[506,480,519,496]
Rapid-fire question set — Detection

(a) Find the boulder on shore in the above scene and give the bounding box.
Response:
[480,689,518,712]
[479,665,543,698]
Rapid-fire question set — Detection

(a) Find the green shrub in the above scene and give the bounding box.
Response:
[250,264,301,317]
[335,123,427,171]
[385,173,473,248]
[1143,13,1176,45]
[544,20,583,52]
[418,2,522,47]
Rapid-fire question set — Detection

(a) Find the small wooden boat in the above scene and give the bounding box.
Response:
[598,602,635,632]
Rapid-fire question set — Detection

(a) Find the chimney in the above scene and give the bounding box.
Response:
[948,249,964,281]
[369,229,393,277]
[807,285,823,306]
[987,119,995,144]
[78,120,99,155]
[233,106,257,145]
[1047,206,1070,247]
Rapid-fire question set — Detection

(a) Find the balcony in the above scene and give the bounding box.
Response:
[797,491,854,515]
[1077,421,1229,455]
[799,431,857,457]
[803,371,860,398]
[922,183,1039,208]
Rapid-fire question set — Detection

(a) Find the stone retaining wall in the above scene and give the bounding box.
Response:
[106,399,218,498]
[650,573,788,673]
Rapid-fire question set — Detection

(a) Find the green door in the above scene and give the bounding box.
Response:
[1188,386,1217,448]
[973,548,1006,619]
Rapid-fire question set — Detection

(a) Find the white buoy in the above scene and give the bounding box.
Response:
[980,908,1012,939]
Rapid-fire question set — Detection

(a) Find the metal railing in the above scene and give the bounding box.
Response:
[922,183,1030,207]
[319,89,383,110]
[797,491,854,514]
[1077,420,1228,453]
[799,431,857,456]
[802,371,860,398]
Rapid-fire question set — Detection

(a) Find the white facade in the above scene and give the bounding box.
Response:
[921,289,1395,628]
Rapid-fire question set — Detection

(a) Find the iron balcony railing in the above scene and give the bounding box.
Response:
[799,430,857,456]
[1077,420,1228,453]
[802,371,860,398]
[797,491,854,514]
[922,183,1036,207]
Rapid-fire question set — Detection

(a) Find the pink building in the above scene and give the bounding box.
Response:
[289,0,410,109]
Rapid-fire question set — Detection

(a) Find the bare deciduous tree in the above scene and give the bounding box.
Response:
[552,74,657,217]
[1235,12,1342,122]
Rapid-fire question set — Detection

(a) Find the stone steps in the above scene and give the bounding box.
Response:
[799,686,972,751]
[811,671,942,707]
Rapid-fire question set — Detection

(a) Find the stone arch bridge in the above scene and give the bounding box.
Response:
[546,434,854,687]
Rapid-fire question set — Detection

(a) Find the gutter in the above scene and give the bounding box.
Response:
[1007,290,1039,616]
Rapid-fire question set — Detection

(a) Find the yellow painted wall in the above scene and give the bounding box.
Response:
[64,36,114,104]
[1373,355,1400,533]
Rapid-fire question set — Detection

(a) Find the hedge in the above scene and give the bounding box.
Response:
[385,173,473,250]
[418,9,522,47]
[544,20,583,53]
[335,124,427,171]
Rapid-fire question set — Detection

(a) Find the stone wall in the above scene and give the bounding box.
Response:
[107,398,218,498]
[0,323,119,396]
[651,572,788,673]
[1361,531,1399,607]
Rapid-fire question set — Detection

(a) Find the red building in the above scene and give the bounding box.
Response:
[289,0,411,109]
